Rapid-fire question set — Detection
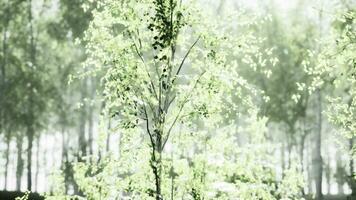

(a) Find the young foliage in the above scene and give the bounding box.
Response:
[48,0,305,199]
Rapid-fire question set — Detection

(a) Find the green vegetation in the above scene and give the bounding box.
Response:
[0,0,355,199]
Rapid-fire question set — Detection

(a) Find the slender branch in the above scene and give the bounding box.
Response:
[163,35,199,112]
[162,36,200,113]
[166,95,176,110]
[136,29,143,49]
[158,71,163,117]
[162,71,206,149]
[129,32,159,100]
[175,36,201,78]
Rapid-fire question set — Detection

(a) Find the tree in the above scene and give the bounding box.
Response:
[45,0,305,199]
[238,1,318,180]
[309,5,356,197]
[324,9,356,197]
[0,0,58,191]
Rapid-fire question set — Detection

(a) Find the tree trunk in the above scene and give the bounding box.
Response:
[170,148,174,200]
[300,133,307,173]
[16,135,24,191]
[336,154,344,194]
[61,126,67,164]
[325,149,331,194]
[60,126,69,194]
[4,132,10,190]
[306,138,313,194]
[1,0,9,82]
[287,138,293,169]
[106,118,111,152]
[216,0,226,14]
[299,132,308,194]
[337,182,344,194]
[88,78,95,156]
[349,137,356,196]
[27,0,35,191]
[315,89,323,200]
[337,184,344,195]
[88,105,94,156]
[300,118,310,174]
[148,120,164,200]
[281,141,286,174]
[27,126,34,191]
[79,110,87,158]
[1,2,10,190]
[35,136,40,191]
[78,80,87,159]
[151,150,163,200]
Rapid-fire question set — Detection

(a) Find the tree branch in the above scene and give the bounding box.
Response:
[175,36,201,78]
[129,32,159,101]
[162,70,206,149]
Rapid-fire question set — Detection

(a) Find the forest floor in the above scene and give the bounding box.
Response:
[0,191,44,200]
[304,194,353,200]
[0,191,353,200]
[322,195,354,200]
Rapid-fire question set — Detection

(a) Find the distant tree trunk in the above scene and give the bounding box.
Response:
[4,132,10,190]
[118,130,123,158]
[337,183,344,195]
[88,78,95,156]
[42,143,48,192]
[287,132,294,169]
[1,0,9,82]
[300,132,308,173]
[315,90,323,200]
[349,137,356,196]
[60,126,69,194]
[0,0,8,93]
[106,118,111,152]
[300,117,310,174]
[79,116,87,158]
[282,141,286,174]
[299,129,309,195]
[325,149,331,194]
[287,143,292,169]
[170,148,174,200]
[27,126,34,191]
[27,0,36,191]
[35,136,40,191]
[88,105,94,156]
[306,139,313,194]
[61,126,67,164]
[16,135,24,191]
[79,82,87,158]
[217,0,226,14]
[336,155,345,195]
[1,1,10,190]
